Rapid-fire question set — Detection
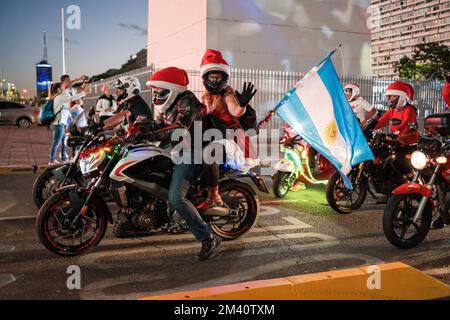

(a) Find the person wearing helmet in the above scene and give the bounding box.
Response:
[112,76,152,124]
[145,67,222,261]
[374,81,419,146]
[198,49,258,212]
[344,84,378,129]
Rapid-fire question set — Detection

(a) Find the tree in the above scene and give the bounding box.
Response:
[394,43,450,81]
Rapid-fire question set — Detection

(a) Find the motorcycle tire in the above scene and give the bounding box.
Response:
[326,171,368,214]
[36,193,108,257]
[210,180,259,240]
[383,194,432,249]
[273,171,294,199]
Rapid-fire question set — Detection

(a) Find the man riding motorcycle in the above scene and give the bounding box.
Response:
[374,81,419,146]
[344,83,378,130]
[112,76,153,124]
[144,67,222,261]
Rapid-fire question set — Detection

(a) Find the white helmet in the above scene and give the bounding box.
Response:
[344,84,361,102]
[113,76,141,100]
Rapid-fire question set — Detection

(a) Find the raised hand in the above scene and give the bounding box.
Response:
[235,82,258,108]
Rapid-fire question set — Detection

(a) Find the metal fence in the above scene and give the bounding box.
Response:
[84,66,448,142]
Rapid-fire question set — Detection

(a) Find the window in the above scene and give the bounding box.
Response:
[0,102,24,110]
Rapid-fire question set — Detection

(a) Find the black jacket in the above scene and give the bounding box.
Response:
[122,95,153,124]
[145,91,205,148]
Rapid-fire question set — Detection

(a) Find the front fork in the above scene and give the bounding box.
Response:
[413,164,441,224]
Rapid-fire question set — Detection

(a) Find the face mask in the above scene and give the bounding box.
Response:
[152,89,171,106]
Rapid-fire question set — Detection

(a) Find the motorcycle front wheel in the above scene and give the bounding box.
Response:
[209,180,259,240]
[383,194,432,249]
[273,171,295,198]
[325,171,368,214]
[36,193,108,257]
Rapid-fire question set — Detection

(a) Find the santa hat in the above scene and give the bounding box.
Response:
[200,49,231,77]
[146,67,189,93]
[385,81,416,105]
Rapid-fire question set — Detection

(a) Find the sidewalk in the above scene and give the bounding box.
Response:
[0,126,52,169]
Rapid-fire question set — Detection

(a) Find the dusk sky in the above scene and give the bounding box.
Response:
[0,0,148,96]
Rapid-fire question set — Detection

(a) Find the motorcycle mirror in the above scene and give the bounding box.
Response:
[389,118,402,126]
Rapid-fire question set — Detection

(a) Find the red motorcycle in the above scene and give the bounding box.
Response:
[383,113,450,249]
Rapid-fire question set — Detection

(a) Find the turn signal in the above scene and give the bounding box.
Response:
[437,157,447,164]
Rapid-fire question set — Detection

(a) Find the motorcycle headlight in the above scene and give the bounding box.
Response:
[411,151,428,171]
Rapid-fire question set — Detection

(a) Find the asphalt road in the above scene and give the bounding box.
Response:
[0,174,449,300]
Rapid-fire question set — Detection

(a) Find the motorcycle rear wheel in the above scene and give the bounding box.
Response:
[383,194,432,249]
[36,193,108,257]
[210,180,259,240]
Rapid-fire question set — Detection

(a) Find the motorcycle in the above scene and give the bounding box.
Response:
[32,107,108,208]
[326,119,416,214]
[273,135,333,198]
[383,113,450,249]
[36,119,269,256]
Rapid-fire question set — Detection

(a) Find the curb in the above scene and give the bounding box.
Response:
[141,262,450,300]
[0,165,48,175]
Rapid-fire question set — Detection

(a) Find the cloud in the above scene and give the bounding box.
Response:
[53,37,79,45]
[118,22,148,36]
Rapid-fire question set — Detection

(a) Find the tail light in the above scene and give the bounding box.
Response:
[34,108,40,116]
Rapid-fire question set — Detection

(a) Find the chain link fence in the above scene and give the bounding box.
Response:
[84,66,448,143]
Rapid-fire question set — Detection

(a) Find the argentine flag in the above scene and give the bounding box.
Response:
[275,50,374,189]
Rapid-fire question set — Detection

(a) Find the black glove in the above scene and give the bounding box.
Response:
[235,82,257,108]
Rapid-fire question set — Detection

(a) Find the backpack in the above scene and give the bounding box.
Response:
[38,99,61,127]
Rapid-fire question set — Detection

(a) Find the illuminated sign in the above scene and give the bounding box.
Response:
[36,63,53,98]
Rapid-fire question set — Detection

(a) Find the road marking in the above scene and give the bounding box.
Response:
[0,203,16,215]
[79,253,383,300]
[0,216,36,222]
[425,267,450,276]
[259,205,280,216]
[0,274,16,289]
[0,244,15,253]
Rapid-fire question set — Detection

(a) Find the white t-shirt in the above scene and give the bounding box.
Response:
[350,97,375,122]
[70,105,88,129]
[96,97,117,117]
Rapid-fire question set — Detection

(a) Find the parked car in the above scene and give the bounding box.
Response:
[0,100,39,128]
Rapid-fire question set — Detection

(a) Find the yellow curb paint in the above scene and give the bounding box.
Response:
[141,263,450,301]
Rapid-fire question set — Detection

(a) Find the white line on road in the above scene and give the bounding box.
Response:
[0,244,15,253]
[259,205,280,216]
[0,274,16,289]
[425,267,450,276]
[0,216,36,222]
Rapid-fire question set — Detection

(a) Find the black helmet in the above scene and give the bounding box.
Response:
[203,71,229,95]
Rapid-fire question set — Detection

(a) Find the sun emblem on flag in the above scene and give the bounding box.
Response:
[324,121,338,144]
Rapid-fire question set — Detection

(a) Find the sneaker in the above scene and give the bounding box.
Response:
[197,234,222,261]
[197,193,223,212]
[290,182,306,191]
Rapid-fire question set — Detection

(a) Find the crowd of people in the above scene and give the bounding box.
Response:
[45,49,450,261]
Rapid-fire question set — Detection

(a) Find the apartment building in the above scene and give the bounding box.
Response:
[372,0,450,77]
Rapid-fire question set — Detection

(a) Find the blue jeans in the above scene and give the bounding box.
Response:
[169,163,213,242]
[50,124,67,162]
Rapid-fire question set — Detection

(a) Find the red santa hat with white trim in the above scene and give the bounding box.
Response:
[385,81,417,106]
[200,49,231,77]
[146,67,189,93]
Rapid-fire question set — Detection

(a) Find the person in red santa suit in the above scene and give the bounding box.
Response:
[197,49,258,211]
[374,81,419,146]
[344,83,378,129]
[443,71,450,108]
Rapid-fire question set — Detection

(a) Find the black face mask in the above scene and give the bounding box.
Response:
[203,72,229,95]
[152,89,170,106]
[387,97,399,109]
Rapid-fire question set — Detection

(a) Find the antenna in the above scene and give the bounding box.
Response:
[43,31,48,63]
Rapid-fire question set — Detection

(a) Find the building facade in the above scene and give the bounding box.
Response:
[371,0,450,77]
[148,0,372,75]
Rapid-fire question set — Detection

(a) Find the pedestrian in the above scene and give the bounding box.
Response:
[48,83,86,165]
[96,84,117,124]
[443,71,450,108]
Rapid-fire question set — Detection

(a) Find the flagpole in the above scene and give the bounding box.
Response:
[61,8,66,75]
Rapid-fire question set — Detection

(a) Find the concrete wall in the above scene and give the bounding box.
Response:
[147,0,208,69]
[148,0,372,74]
